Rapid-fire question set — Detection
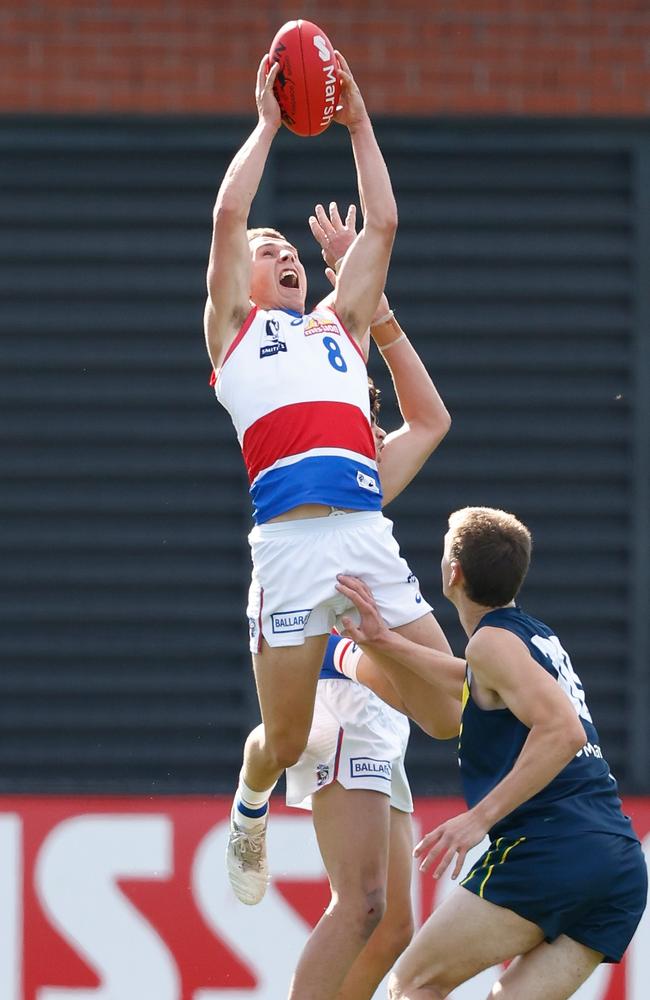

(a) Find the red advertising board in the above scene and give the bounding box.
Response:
[0,795,647,999]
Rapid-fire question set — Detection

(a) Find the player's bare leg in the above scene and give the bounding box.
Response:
[488,935,603,1000]
[388,886,545,998]
[336,806,414,999]
[288,784,391,999]
[227,634,328,905]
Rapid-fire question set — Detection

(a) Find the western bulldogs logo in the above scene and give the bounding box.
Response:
[304,314,340,337]
[260,318,287,358]
[316,763,330,786]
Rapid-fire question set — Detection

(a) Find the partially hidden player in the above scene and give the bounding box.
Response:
[282,201,457,1000]
[204,49,460,930]
[336,507,647,1000]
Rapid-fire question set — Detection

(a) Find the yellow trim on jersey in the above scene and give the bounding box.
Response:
[478,863,496,898]
[458,677,471,752]
[460,837,503,888]
[482,837,504,868]
[501,836,526,862]
[461,678,470,711]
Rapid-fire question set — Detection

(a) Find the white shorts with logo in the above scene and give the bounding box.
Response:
[246,510,432,651]
[285,677,413,813]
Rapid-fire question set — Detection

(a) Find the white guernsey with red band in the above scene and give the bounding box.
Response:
[214,305,382,524]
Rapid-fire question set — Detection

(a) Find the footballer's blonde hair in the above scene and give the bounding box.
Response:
[247,227,288,243]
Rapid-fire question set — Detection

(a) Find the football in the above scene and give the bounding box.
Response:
[267,20,340,137]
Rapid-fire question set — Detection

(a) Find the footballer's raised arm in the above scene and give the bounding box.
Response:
[331,54,397,342]
[205,58,281,368]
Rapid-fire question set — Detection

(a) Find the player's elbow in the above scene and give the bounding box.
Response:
[405,410,452,466]
[566,717,588,756]
[366,203,398,241]
[212,199,246,232]
[439,406,452,437]
[551,716,587,763]
[206,266,218,307]
[382,202,398,236]
[422,407,451,450]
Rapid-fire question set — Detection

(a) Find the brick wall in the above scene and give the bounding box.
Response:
[2,1,649,114]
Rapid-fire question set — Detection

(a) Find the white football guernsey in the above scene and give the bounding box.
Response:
[214,305,383,523]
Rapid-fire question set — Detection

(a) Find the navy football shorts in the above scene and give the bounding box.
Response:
[460,830,647,962]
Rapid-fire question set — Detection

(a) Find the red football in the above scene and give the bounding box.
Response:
[268,20,340,137]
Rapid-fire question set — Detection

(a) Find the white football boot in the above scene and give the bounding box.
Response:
[225,806,270,905]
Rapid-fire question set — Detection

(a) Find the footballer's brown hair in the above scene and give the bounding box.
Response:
[368,377,381,422]
[448,507,532,607]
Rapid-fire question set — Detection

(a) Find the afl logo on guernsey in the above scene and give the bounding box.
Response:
[260,318,287,358]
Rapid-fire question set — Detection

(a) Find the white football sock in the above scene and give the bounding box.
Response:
[234,775,277,830]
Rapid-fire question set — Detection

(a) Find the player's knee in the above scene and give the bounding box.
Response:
[360,885,386,938]
[389,963,447,999]
[265,733,307,771]
[334,883,386,939]
[344,888,386,941]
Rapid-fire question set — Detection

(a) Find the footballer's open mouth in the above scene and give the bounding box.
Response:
[279,268,299,289]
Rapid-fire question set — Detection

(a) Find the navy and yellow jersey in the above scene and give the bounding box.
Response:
[459,606,637,842]
[318,632,352,681]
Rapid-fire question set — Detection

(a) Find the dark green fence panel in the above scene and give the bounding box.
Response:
[0,116,647,794]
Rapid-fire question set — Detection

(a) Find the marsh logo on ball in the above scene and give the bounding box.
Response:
[319,59,338,132]
[313,35,331,62]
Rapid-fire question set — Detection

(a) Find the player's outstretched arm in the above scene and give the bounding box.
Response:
[204,58,281,368]
[330,637,409,715]
[330,632,459,738]
[336,576,466,699]
[371,312,451,505]
[331,53,397,342]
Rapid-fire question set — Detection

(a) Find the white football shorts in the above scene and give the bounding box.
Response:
[285,677,413,813]
[246,510,432,651]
